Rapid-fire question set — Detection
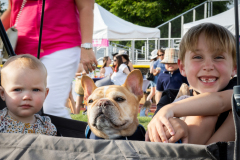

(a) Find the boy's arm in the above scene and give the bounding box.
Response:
[185,115,218,144]
[155,91,162,105]
[147,90,233,142]
[205,111,235,145]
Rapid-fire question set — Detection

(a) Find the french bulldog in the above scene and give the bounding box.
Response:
[81,70,144,139]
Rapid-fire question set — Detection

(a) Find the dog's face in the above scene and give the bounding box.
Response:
[81,70,143,139]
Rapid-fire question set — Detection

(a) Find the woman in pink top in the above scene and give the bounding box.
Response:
[1,0,97,119]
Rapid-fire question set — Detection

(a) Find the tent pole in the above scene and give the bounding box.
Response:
[234,0,240,85]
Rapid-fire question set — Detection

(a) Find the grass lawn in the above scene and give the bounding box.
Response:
[71,111,153,130]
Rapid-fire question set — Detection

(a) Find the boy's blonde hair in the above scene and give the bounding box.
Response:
[1,54,47,86]
[179,23,236,67]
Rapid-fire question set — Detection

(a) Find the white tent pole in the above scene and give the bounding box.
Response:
[135,49,138,64]
[147,38,149,60]
[131,40,135,64]
[168,22,171,48]
[155,38,157,49]
[204,2,207,19]
[181,16,184,37]
[145,42,147,61]
[193,9,196,22]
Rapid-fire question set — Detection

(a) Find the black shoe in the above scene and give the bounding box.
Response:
[82,109,87,115]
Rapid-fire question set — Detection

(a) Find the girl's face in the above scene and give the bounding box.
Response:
[113,58,117,65]
[0,67,49,123]
[158,52,164,60]
[107,57,112,65]
[178,33,236,94]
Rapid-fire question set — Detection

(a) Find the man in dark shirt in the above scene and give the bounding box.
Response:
[155,48,188,104]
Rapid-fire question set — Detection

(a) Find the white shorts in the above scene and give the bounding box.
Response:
[41,47,81,119]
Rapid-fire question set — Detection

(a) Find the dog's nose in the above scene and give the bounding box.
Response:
[97,99,111,108]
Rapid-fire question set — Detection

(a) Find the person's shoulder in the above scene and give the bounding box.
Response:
[120,63,128,68]
[35,114,54,125]
[0,108,7,117]
[35,114,57,135]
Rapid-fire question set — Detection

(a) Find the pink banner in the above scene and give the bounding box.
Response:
[92,39,109,47]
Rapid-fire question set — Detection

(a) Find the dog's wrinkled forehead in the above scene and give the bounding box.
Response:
[89,85,130,100]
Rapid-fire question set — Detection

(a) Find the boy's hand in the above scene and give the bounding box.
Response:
[167,118,188,143]
[147,107,175,142]
[145,118,188,143]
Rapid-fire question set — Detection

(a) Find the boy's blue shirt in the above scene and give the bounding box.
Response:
[156,69,189,92]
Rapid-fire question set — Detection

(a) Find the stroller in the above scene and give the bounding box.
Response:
[0,1,239,159]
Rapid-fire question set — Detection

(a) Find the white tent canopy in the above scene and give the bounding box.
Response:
[183,5,240,35]
[93,3,160,40]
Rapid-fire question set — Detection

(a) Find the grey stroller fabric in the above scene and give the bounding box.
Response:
[0,133,215,160]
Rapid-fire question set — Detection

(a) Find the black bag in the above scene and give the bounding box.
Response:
[146,69,154,81]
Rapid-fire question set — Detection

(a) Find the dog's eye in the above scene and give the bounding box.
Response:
[88,99,93,103]
[115,97,125,102]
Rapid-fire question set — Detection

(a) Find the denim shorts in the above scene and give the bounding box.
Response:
[150,76,158,87]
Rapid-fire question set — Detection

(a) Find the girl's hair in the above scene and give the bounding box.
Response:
[179,23,236,67]
[115,55,123,72]
[157,49,165,55]
[102,56,109,68]
[150,57,158,62]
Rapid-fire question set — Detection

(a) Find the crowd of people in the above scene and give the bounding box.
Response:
[0,0,236,147]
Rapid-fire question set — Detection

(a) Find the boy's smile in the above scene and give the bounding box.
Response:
[179,33,236,94]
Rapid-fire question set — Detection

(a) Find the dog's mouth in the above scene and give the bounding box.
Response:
[92,112,128,129]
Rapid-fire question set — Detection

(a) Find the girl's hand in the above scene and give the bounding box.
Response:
[147,107,175,142]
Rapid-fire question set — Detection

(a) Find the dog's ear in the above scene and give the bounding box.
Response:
[81,76,97,101]
[122,69,143,100]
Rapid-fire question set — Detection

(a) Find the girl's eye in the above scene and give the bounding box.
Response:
[33,89,40,92]
[14,89,21,91]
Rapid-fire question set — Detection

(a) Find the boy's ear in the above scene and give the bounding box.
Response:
[178,59,186,77]
[0,86,5,101]
[231,65,237,77]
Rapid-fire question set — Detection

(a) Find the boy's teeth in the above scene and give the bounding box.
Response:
[200,78,216,83]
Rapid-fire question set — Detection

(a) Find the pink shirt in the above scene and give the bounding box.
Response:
[10,0,81,58]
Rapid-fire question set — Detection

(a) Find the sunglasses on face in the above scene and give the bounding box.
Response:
[158,54,164,56]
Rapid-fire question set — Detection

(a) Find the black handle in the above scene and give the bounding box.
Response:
[0,19,16,57]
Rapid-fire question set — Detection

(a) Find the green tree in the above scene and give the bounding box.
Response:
[0,2,6,15]
[96,0,231,49]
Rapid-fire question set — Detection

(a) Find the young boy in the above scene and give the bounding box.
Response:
[155,48,188,104]
[146,23,236,144]
[0,54,57,135]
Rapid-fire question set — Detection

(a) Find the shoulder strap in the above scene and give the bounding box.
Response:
[85,125,91,139]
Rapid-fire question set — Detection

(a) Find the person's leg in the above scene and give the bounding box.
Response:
[143,82,156,108]
[75,94,84,114]
[41,47,80,118]
[95,75,113,87]
[147,86,156,101]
